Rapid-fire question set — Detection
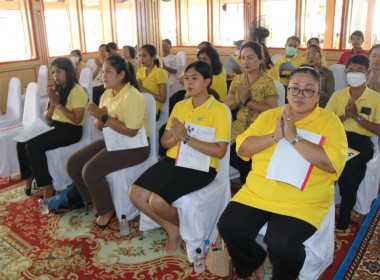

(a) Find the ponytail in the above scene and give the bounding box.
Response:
[153,57,160,67]
[208,88,220,101]
[126,61,139,89]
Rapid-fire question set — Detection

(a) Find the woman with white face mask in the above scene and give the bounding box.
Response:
[326,54,380,230]
[70,49,86,80]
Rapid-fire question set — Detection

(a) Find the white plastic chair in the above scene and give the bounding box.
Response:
[155,83,170,155]
[106,93,158,221]
[86,59,96,71]
[139,105,232,263]
[276,80,286,107]
[334,136,380,216]
[271,54,283,63]
[0,78,22,129]
[0,82,40,177]
[253,202,336,280]
[330,64,348,91]
[176,51,186,67]
[38,65,49,122]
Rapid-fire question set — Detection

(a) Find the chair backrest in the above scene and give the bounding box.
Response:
[176,51,186,66]
[37,65,48,97]
[5,77,22,120]
[330,64,348,91]
[86,59,96,71]
[79,67,93,102]
[216,104,232,179]
[271,54,283,62]
[275,80,286,106]
[142,93,157,159]
[22,82,40,126]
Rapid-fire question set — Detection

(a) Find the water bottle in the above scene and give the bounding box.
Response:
[120,214,129,236]
[203,239,211,257]
[193,248,205,273]
[38,196,49,215]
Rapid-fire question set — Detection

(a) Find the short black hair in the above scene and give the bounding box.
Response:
[99,44,110,53]
[351,30,364,41]
[70,49,82,61]
[346,54,370,70]
[286,36,301,45]
[163,39,172,47]
[107,42,117,51]
[123,45,136,59]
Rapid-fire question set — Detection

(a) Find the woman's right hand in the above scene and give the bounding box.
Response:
[274,115,285,141]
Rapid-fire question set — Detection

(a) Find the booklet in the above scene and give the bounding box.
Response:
[347,147,360,161]
[223,55,242,76]
[266,128,325,191]
[13,119,54,142]
[175,122,215,172]
[103,126,148,151]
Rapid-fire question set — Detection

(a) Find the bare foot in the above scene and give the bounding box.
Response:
[164,225,180,254]
[252,265,265,280]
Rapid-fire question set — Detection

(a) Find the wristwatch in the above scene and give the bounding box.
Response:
[183,135,191,144]
[101,114,109,124]
[357,115,364,122]
[290,135,303,147]
[57,104,63,110]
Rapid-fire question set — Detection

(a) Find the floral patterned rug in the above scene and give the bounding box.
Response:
[0,179,376,280]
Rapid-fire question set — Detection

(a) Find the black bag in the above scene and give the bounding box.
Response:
[67,185,84,210]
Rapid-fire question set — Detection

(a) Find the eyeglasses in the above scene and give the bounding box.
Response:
[305,52,319,58]
[287,87,317,98]
[198,57,209,62]
[162,44,170,48]
[346,69,368,74]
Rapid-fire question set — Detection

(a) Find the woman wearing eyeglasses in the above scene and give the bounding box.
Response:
[218,66,347,280]
[367,44,380,93]
[305,44,335,108]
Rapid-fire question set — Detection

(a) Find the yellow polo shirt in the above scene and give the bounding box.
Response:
[325,87,380,137]
[166,96,230,171]
[210,74,228,101]
[100,83,149,137]
[136,65,168,115]
[232,106,347,229]
[52,83,88,126]
[270,54,307,86]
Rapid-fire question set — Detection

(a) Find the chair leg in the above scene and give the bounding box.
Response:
[139,231,144,240]
[84,203,89,215]
[358,214,365,226]
[228,259,234,280]
[8,176,11,182]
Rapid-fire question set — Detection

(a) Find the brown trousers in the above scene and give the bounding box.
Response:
[66,139,150,215]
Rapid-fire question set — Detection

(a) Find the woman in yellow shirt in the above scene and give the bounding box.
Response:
[17,57,88,199]
[66,55,150,228]
[218,67,347,280]
[136,44,167,120]
[130,61,230,254]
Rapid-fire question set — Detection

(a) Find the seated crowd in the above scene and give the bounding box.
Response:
[14,30,380,280]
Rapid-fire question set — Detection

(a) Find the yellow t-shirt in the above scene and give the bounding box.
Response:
[232,106,347,229]
[136,65,168,115]
[52,83,88,125]
[100,83,149,137]
[165,96,230,171]
[270,54,307,86]
[76,61,86,78]
[210,74,228,101]
[325,87,380,137]
[219,67,227,81]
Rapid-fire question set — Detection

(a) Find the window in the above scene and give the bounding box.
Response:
[0,0,34,62]
[372,0,380,46]
[82,0,103,52]
[180,0,208,45]
[213,0,244,46]
[261,0,296,48]
[43,0,71,56]
[161,0,177,45]
[344,0,368,49]
[115,0,137,48]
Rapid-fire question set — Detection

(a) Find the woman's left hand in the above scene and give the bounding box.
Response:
[282,105,297,142]
[171,117,188,141]
[237,84,250,104]
[48,88,60,107]
[88,102,107,120]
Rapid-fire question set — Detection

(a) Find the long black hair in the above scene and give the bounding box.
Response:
[51,57,78,106]
[123,45,136,59]
[106,55,138,89]
[197,47,223,76]
[185,61,220,101]
[140,44,160,67]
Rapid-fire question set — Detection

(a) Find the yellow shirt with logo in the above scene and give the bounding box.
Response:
[136,65,168,114]
[232,106,347,229]
[270,54,307,86]
[325,86,380,137]
[100,83,149,137]
[166,96,230,171]
[52,83,88,125]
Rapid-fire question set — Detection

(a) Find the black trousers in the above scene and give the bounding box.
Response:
[218,202,316,279]
[17,121,82,187]
[230,143,252,184]
[337,131,374,228]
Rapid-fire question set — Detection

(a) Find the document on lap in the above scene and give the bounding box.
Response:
[103,126,148,151]
[266,129,325,191]
[12,119,54,142]
[223,55,242,76]
[175,121,215,172]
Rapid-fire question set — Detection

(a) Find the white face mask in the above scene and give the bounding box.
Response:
[71,56,79,63]
[347,72,366,87]
[235,50,240,57]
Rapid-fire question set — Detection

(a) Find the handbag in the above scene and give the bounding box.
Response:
[205,232,230,277]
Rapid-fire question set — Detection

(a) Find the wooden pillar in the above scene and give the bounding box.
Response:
[324,0,336,49]
[244,0,256,41]
[364,0,375,49]
[135,0,162,56]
